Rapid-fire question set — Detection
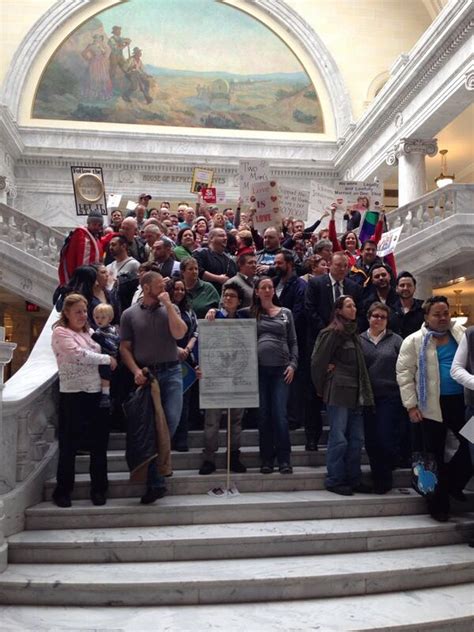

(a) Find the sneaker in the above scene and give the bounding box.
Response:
[52,493,72,508]
[230,453,247,473]
[279,463,293,474]
[90,492,106,506]
[140,487,167,504]
[326,485,353,496]
[99,394,111,409]
[260,464,274,474]
[352,482,373,494]
[199,460,216,475]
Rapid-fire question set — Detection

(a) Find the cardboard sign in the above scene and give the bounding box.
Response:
[250,180,281,233]
[71,166,107,216]
[126,200,137,212]
[239,159,270,204]
[376,225,403,258]
[191,167,214,194]
[334,181,384,206]
[279,186,310,221]
[216,190,227,204]
[107,193,122,209]
[309,181,338,230]
[201,187,217,204]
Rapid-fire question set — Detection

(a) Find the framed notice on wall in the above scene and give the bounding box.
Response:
[71,166,107,216]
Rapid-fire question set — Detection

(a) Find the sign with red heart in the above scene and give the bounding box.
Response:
[250,180,282,233]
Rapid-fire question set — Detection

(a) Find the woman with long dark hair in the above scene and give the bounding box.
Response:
[311,295,374,496]
[241,276,298,474]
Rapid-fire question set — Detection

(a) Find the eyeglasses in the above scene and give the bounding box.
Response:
[370,314,387,320]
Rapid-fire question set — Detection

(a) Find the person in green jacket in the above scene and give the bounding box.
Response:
[311,295,374,496]
[180,257,219,318]
[174,228,198,262]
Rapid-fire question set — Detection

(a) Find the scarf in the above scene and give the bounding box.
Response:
[418,328,448,412]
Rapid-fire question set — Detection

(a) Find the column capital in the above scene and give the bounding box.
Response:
[396,138,438,158]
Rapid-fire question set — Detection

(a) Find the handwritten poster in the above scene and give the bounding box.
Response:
[279,186,310,221]
[239,159,270,204]
[250,180,282,233]
[334,181,384,206]
[376,225,403,258]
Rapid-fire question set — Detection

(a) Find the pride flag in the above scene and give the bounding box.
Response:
[358,211,380,244]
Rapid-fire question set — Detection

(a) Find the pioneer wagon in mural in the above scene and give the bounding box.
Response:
[33,0,324,133]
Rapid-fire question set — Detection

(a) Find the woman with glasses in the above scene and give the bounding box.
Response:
[199,282,247,475]
[312,295,374,496]
[360,302,404,493]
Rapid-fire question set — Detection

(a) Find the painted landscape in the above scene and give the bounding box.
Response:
[32,0,324,133]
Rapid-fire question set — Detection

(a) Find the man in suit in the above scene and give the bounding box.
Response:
[303,252,362,450]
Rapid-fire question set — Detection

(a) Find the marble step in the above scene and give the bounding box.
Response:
[0,544,472,606]
[43,465,413,500]
[1,583,473,631]
[9,514,474,564]
[26,489,427,530]
[75,445,368,473]
[108,426,328,450]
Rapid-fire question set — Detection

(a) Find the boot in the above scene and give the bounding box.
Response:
[229,451,246,473]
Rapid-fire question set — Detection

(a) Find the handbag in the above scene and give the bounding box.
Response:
[411,450,438,497]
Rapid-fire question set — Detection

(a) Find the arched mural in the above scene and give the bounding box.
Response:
[32,0,324,133]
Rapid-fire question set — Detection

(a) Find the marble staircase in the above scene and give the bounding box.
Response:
[1,427,474,630]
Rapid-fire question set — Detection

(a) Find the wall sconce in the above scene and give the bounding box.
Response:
[435,149,455,188]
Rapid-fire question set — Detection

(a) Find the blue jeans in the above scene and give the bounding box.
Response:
[364,395,404,490]
[326,405,364,488]
[258,365,291,466]
[147,365,183,489]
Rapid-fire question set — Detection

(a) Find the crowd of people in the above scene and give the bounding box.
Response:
[50,192,473,523]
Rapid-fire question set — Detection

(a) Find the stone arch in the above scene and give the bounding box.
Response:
[1,0,353,136]
[365,70,390,105]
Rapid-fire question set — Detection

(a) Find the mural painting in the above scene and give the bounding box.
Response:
[33,0,324,133]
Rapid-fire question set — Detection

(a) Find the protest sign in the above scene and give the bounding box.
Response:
[279,186,310,221]
[125,200,137,212]
[201,187,217,204]
[191,167,214,194]
[239,159,270,203]
[250,180,282,234]
[216,190,226,204]
[309,181,341,230]
[71,166,107,216]
[199,320,259,409]
[107,193,122,209]
[376,225,403,258]
[334,181,384,206]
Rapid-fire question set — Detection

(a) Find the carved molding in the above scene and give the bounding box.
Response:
[0,0,352,137]
[465,70,474,90]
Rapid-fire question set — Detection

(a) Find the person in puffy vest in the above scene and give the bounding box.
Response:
[58,210,104,286]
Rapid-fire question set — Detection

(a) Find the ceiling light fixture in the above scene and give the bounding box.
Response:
[435,149,455,188]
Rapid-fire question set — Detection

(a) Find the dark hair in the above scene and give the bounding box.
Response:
[64,265,97,303]
[250,276,279,319]
[367,301,390,320]
[369,262,393,280]
[237,252,256,268]
[177,227,195,245]
[397,270,417,286]
[166,277,190,311]
[340,231,360,251]
[361,239,377,250]
[276,250,295,265]
[223,281,245,307]
[422,295,449,315]
[138,261,161,274]
[110,234,128,248]
[327,295,357,332]
[226,233,237,255]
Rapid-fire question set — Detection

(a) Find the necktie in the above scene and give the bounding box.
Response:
[334,282,342,300]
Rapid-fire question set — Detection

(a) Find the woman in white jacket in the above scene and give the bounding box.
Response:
[396,296,471,522]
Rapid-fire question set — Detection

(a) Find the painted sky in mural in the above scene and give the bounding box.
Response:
[33,0,324,133]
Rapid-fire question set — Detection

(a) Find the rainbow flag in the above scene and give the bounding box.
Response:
[358,211,380,244]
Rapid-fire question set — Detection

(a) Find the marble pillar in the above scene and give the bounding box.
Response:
[386,139,438,207]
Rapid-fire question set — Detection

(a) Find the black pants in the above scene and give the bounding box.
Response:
[54,392,109,497]
[421,394,471,515]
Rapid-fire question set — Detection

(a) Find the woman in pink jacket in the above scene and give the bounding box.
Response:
[51,293,117,508]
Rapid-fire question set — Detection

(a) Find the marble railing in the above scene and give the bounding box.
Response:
[387,184,474,238]
[0,309,59,540]
[0,203,65,268]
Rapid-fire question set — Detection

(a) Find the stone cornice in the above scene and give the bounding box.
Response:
[334,0,472,170]
[0,106,24,160]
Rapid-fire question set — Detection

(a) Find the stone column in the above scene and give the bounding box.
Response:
[0,329,17,572]
[386,138,438,207]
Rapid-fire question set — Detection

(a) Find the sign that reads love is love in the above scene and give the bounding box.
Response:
[250,180,281,233]
[333,181,384,207]
[279,186,310,221]
[239,159,270,204]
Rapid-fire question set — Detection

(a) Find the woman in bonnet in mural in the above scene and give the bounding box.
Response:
[81,34,113,101]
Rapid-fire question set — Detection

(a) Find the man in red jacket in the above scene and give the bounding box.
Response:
[58,210,104,286]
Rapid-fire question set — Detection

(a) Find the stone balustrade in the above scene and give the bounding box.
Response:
[0,202,65,268]
[387,183,474,238]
